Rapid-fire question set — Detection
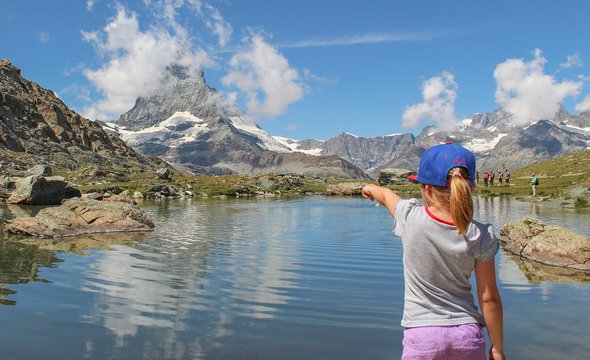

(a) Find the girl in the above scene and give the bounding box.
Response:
[362,143,505,360]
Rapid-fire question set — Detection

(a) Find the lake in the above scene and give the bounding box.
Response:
[1,196,589,359]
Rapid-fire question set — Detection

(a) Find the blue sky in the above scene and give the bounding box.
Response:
[2,0,590,140]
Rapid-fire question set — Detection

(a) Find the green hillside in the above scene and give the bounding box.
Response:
[477,149,590,205]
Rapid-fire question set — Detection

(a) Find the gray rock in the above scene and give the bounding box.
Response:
[27,165,52,176]
[499,217,590,271]
[3,198,154,238]
[325,182,366,196]
[156,167,171,180]
[0,176,18,190]
[147,184,180,197]
[8,175,81,205]
[103,190,136,204]
[377,168,416,186]
[0,60,147,171]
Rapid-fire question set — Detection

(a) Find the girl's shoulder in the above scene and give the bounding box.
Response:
[467,220,499,262]
[395,198,425,218]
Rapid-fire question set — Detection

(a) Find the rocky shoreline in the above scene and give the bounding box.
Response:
[500,217,590,273]
[2,165,589,277]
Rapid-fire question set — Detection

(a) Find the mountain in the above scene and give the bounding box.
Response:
[450,107,590,171]
[110,60,590,178]
[108,65,368,179]
[284,106,590,176]
[276,132,416,177]
[0,60,162,177]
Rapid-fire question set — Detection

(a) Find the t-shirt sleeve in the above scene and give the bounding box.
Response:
[393,198,420,238]
[473,224,499,263]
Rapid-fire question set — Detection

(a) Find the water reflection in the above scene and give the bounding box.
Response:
[505,251,590,284]
[0,232,148,306]
[77,199,304,358]
[475,196,590,291]
[0,197,589,359]
[531,201,539,219]
[0,240,62,305]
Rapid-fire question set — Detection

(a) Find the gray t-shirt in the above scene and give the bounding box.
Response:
[393,199,499,328]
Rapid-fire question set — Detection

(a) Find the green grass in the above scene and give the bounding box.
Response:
[67,170,350,197]
[574,197,589,208]
[465,149,590,200]
[4,147,590,201]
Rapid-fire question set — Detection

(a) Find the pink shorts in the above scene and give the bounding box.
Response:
[401,323,486,360]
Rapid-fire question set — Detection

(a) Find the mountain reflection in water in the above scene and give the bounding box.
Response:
[0,197,588,359]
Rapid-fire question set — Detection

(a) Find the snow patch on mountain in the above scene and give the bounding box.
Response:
[112,111,209,148]
[562,123,590,134]
[464,132,508,152]
[229,116,292,153]
[273,136,325,155]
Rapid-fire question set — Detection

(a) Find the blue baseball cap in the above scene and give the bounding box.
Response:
[411,143,476,187]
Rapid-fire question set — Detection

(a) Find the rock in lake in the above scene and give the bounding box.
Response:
[499,217,590,272]
[3,198,155,238]
[325,182,366,196]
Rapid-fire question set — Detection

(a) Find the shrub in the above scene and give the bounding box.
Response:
[574,197,589,208]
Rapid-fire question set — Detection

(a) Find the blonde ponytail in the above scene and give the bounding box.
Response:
[419,167,474,234]
[449,167,473,234]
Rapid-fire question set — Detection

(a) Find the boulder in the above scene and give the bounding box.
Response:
[0,176,19,190]
[325,182,366,195]
[103,190,136,204]
[377,168,416,186]
[147,184,180,197]
[8,175,81,205]
[156,167,171,180]
[499,217,590,271]
[3,198,154,238]
[27,165,52,176]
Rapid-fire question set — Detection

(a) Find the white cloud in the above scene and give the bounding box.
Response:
[278,31,440,49]
[494,49,582,125]
[200,3,233,47]
[37,31,50,43]
[81,6,213,121]
[86,0,94,11]
[60,84,92,103]
[560,53,583,69]
[221,33,304,118]
[575,94,590,113]
[166,0,233,47]
[81,30,99,43]
[402,71,458,131]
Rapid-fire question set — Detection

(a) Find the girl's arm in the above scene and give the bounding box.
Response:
[361,184,402,219]
[474,258,506,360]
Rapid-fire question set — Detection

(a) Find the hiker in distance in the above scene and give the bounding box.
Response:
[531,174,538,196]
[362,143,505,360]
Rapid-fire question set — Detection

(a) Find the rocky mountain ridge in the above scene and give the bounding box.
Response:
[0,60,163,177]
[286,106,590,176]
[4,59,589,181]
